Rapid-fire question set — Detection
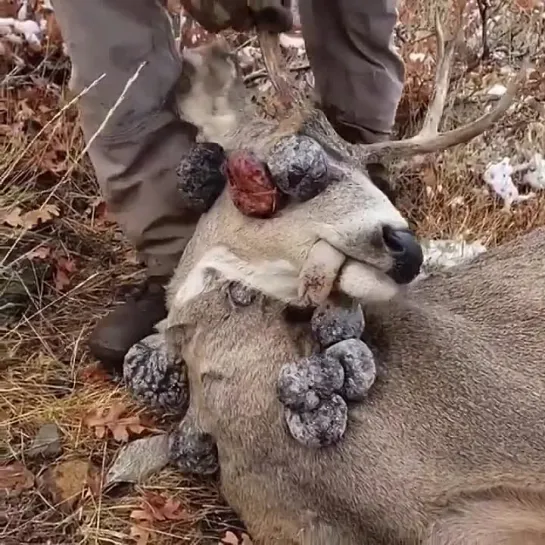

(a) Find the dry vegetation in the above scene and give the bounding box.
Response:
[1,0,544,543]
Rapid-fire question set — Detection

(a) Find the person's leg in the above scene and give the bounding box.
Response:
[299,0,404,202]
[52,0,199,370]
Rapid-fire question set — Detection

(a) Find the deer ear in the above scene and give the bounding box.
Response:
[181,47,205,71]
[206,36,232,59]
[164,321,193,363]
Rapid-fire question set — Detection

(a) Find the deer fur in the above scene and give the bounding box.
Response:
[167,227,545,545]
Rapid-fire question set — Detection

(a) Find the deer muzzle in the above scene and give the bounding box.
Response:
[381,226,424,284]
[298,229,424,308]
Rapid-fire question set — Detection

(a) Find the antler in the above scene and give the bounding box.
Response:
[257,30,304,111]
[356,15,529,164]
[257,14,529,165]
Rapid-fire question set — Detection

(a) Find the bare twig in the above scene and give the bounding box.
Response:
[243,62,309,84]
[476,0,490,60]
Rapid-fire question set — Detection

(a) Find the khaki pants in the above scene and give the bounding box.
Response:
[51,0,404,277]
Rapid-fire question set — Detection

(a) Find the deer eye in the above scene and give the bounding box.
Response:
[226,281,257,307]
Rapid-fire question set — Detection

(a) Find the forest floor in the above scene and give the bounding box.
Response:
[1,0,544,543]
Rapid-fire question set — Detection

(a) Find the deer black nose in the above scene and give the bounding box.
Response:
[382,225,423,284]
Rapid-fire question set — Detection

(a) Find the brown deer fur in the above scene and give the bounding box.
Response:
[168,227,545,545]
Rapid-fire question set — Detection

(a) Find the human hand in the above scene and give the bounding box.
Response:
[180,0,293,34]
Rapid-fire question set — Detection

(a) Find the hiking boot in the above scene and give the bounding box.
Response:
[88,277,169,374]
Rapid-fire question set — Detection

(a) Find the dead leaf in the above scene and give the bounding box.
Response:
[22,204,59,228]
[130,522,153,545]
[131,491,188,524]
[15,100,36,122]
[27,246,51,260]
[130,508,156,523]
[54,255,76,291]
[220,531,253,545]
[1,204,59,229]
[43,11,63,45]
[84,402,146,443]
[514,0,542,11]
[161,497,188,521]
[106,434,170,486]
[0,462,34,498]
[78,363,113,385]
[42,459,100,511]
[1,206,24,227]
[89,197,116,228]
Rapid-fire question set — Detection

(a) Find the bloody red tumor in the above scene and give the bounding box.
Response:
[224,149,284,218]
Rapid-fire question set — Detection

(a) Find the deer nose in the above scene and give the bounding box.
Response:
[382,225,423,284]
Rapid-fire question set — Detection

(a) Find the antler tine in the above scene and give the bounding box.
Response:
[419,14,453,137]
[257,30,302,111]
[355,17,529,165]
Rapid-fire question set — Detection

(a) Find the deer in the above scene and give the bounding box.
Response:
[129,8,545,544]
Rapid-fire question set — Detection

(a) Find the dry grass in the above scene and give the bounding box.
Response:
[2,0,545,544]
[394,0,545,244]
[0,47,241,545]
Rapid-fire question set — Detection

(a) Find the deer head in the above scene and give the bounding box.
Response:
[167,18,527,315]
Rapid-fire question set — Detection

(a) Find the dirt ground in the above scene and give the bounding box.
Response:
[2,0,544,544]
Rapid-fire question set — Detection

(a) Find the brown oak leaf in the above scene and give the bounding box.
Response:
[220,531,253,544]
[1,206,24,228]
[21,205,60,228]
[129,492,187,544]
[129,490,188,545]
[84,402,146,442]
[130,522,153,545]
[0,462,34,498]
[132,491,188,522]
[1,204,60,229]
[27,245,52,260]
[54,255,77,291]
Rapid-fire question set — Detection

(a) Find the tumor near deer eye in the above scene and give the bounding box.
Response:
[225,149,285,218]
[268,135,331,202]
[176,142,227,213]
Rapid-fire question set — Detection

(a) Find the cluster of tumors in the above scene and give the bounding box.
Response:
[123,293,378,464]
[176,135,332,218]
